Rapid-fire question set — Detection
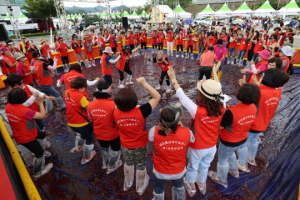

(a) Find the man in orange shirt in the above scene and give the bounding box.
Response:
[198,46,218,80]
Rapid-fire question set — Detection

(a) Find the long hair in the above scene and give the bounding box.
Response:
[196,91,222,117]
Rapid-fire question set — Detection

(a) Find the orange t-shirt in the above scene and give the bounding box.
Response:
[200,51,217,67]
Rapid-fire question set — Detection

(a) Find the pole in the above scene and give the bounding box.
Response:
[50,28,53,48]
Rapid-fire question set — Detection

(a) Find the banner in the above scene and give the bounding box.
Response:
[4,23,38,31]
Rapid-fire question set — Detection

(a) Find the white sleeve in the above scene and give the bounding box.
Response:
[23,96,36,107]
[57,81,62,87]
[87,80,97,86]
[190,130,195,143]
[176,88,197,119]
[27,85,45,98]
[148,126,157,142]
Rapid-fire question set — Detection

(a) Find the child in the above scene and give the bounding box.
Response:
[72,35,89,68]
[158,29,165,54]
[176,30,184,58]
[152,28,158,54]
[166,27,174,57]
[186,31,195,60]
[56,37,70,72]
[84,35,96,67]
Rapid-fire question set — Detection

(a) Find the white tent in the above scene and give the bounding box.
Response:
[253,0,276,15]
[277,0,300,15]
[196,4,216,16]
[166,4,192,18]
[232,2,253,16]
[214,3,233,16]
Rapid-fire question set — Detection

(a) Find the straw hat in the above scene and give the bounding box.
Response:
[40,38,46,44]
[197,80,224,102]
[25,38,29,43]
[14,52,26,60]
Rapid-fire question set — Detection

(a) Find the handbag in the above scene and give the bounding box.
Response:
[68,93,93,131]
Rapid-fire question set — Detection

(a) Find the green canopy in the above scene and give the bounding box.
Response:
[278,0,300,14]
[78,14,82,18]
[232,2,252,15]
[19,12,27,19]
[130,11,138,17]
[197,4,215,16]
[115,12,120,16]
[140,10,147,16]
[123,11,129,16]
[253,0,276,14]
[101,13,107,17]
[5,14,11,19]
[111,12,115,17]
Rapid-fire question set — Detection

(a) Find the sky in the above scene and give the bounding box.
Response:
[63,0,148,8]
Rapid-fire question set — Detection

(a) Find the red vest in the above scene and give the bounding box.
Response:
[158,55,171,72]
[41,44,53,59]
[63,70,89,99]
[30,59,38,80]
[3,55,17,74]
[97,38,105,47]
[176,34,183,45]
[127,34,134,45]
[239,38,248,51]
[72,40,82,53]
[84,40,93,54]
[135,33,141,44]
[101,54,112,75]
[88,99,119,141]
[65,89,89,125]
[253,41,263,54]
[152,33,158,44]
[141,32,147,43]
[5,104,38,144]
[220,35,228,43]
[153,126,191,174]
[158,33,165,43]
[117,51,130,71]
[251,85,282,132]
[23,84,39,112]
[1,59,8,74]
[282,57,290,72]
[9,47,20,54]
[114,107,148,149]
[247,60,268,83]
[34,60,53,86]
[25,44,35,60]
[58,43,69,57]
[228,36,238,48]
[17,62,33,85]
[220,104,257,143]
[109,36,116,48]
[186,35,194,46]
[206,38,216,50]
[190,105,224,149]
[167,32,174,42]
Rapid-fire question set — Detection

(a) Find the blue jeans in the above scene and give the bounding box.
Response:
[186,146,216,184]
[154,176,183,194]
[228,48,236,61]
[40,85,65,109]
[36,119,45,131]
[246,131,261,160]
[237,50,246,61]
[198,46,204,55]
[252,53,259,64]
[217,142,248,181]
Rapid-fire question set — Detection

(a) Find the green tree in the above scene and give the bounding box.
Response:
[69,18,78,26]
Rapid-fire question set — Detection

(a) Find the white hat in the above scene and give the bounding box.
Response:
[14,52,26,60]
[280,46,296,57]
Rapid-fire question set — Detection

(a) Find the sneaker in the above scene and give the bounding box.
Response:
[81,150,96,165]
[181,54,184,58]
[228,170,239,178]
[118,84,125,88]
[166,88,173,93]
[107,160,123,174]
[33,163,53,180]
[247,158,257,166]
[126,81,134,85]
[237,163,250,172]
[43,151,51,158]
[70,146,84,153]
[231,61,235,65]
[183,177,196,197]
[208,171,228,188]
[176,54,179,57]
[155,85,161,90]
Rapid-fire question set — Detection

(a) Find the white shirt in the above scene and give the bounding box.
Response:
[23,85,45,108]
[148,126,195,180]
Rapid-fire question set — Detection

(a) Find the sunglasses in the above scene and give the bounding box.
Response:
[284,38,288,41]
[270,38,274,39]
[17,81,24,86]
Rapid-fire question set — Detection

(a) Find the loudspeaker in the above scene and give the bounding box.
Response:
[0,24,9,41]
[122,17,128,29]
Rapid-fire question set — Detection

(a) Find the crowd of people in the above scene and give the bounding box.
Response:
[0,16,297,199]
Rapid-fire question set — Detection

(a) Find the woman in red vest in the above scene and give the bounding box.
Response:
[144,53,173,93]
[227,31,238,65]
[71,35,89,68]
[0,47,18,75]
[236,32,249,67]
[140,28,148,56]
[65,77,95,164]
[251,33,264,64]
[116,44,140,88]
[56,37,70,73]
[243,50,270,83]
[166,27,174,57]
[167,66,225,196]
[84,35,96,67]
[24,39,38,65]
[158,29,165,54]
[97,33,106,58]
[113,77,161,195]
[5,88,53,180]
[108,31,117,59]
[101,47,121,87]
[205,32,216,52]
[39,38,55,66]
[57,64,99,97]
[279,46,295,72]
[134,28,141,57]
[6,39,21,55]
[196,30,206,60]
[176,29,184,58]
[240,69,283,167]
[152,28,158,54]
[14,52,34,86]
[149,102,195,199]
[186,31,195,60]
[208,84,261,188]
[87,81,122,174]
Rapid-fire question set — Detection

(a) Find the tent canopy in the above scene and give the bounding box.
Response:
[140,10,147,16]
[166,4,192,18]
[196,4,215,16]
[215,3,232,16]
[278,0,300,14]
[253,0,276,14]
[232,2,253,15]
[122,11,130,16]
